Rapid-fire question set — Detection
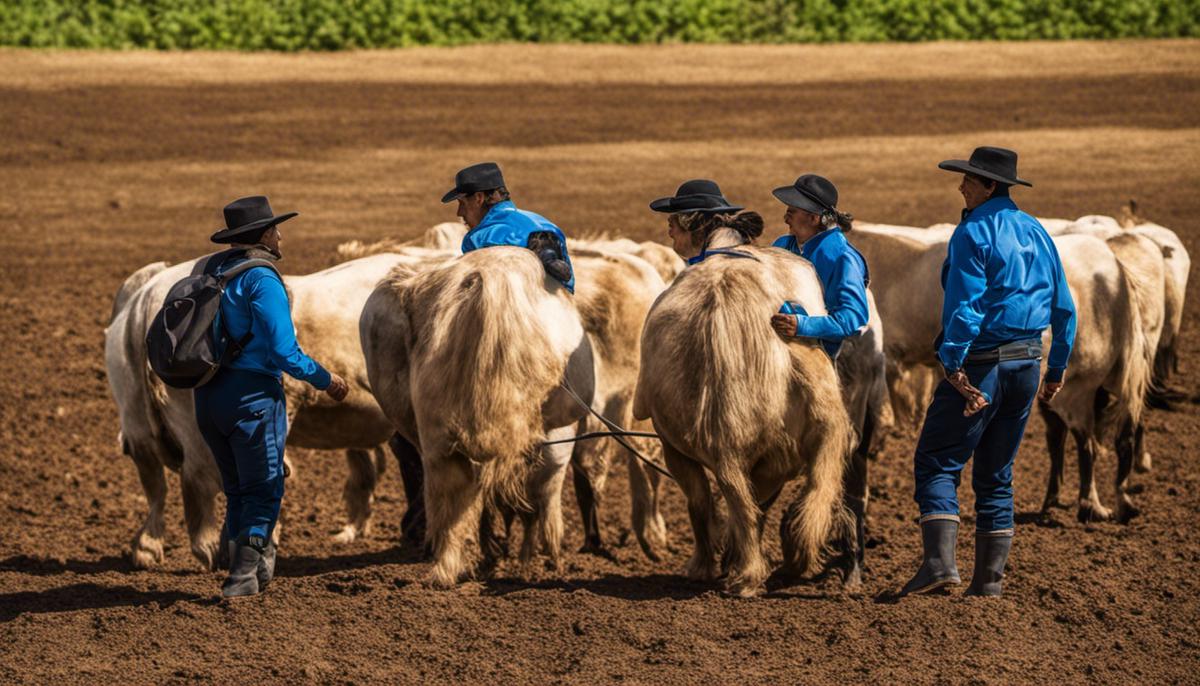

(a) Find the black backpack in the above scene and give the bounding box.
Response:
[146,251,279,389]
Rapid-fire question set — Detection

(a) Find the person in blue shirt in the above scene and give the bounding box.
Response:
[443,162,575,292]
[194,196,349,598]
[899,147,1076,598]
[649,178,763,264]
[767,174,869,359]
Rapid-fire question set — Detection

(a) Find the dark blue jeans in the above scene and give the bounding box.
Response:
[913,358,1041,533]
[194,368,287,543]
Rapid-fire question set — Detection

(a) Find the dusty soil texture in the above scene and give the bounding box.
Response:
[1,42,1199,684]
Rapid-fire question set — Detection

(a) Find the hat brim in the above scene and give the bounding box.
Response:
[938,160,1032,187]
[649,196,743,214]
[210,212,297,244]
[772,186,826,214]
[441,187,464,204]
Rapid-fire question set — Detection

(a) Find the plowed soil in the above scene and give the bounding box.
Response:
[1,42,1199,684]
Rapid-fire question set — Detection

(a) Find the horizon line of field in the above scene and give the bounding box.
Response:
[1,125,1195,173]
[2,71,1196,95]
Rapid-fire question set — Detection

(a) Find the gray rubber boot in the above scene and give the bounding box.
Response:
[899,518,962,596]
[257,541,277,591]
[965,533,1013,597]
[221,542,263,599]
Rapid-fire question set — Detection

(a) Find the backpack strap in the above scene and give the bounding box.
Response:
[212,257,281,361]
[216,258,279,285]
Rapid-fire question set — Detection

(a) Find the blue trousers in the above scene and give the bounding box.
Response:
[913,358,1041,533]
[194,368,287,543]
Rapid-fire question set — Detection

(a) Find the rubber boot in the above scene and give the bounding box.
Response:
[898,518,961,596]
[257,540,277,591]
[965,533,1013,597]
[222,539,263,599]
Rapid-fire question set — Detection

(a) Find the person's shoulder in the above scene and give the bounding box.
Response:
[838,235,867,266]
[771,234,796,250]
[514,206,561,232]
[241,264,284,292]
[811,228,849,257]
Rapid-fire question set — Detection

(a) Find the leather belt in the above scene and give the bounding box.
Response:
[964,339,1043,364]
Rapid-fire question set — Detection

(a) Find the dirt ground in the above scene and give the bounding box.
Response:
[1,41,1199,684]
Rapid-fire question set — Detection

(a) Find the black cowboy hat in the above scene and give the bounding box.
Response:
[649,179,743,214]
[210,196,297,244]
[773,174,839,214]
[442,162,506,203]
[938,146,1032,187]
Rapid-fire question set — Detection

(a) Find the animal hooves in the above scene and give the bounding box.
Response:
[841,563,864,588]
[332,527,358,545]
[1116,505,1141,525]
[1077,504,1112,524]
[130,547,163,569]
[639,546,663,563]
[426,569,462,590]
[1134,454,1152,474]
[722,579,766,598]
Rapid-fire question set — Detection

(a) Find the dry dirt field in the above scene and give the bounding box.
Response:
[1,41,1199,684]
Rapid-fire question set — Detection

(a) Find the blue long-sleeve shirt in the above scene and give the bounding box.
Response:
[461,200,575,292]
[937,196,1076,381]
[216,259,331,389]
[773,229,870,357]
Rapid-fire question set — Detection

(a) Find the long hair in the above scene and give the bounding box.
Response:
[819,207,855,232]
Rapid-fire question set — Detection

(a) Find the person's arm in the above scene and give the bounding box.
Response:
[1044,246,1077,383]
[937,226,991,372]
[791,252,870,342]
[247,272,332,390]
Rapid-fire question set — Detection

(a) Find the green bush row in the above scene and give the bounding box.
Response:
[2,0,1196,49]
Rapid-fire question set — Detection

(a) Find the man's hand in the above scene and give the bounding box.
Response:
[1038,378,1063,404]
[945,368,989,417]
[771,313,798,338]
[325,373,350,402]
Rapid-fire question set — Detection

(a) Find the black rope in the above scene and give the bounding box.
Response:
[542,429,661,446]
[553,381,676,481]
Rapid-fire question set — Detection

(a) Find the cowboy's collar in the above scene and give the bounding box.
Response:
[961,196,1018,222]
[800,227,842,257]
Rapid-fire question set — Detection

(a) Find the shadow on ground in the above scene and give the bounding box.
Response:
[0,582,199,622]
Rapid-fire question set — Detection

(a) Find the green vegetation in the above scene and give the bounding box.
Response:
[1,0,1196,49]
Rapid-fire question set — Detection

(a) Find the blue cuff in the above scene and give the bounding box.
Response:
[778,302,808,336]
[937,343,969,372]
[1044,367,1065,383]
[310,366,332,390]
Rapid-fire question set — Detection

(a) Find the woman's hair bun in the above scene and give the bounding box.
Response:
[728,210,764,239]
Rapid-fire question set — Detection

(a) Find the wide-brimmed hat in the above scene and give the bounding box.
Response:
[772,174,839,214]
[650,179,743,214]
[938,146,1032,187]
[442,162,506,203]
[210,196,297,244]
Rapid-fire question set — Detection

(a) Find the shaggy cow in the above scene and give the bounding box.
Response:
[633,227,856,597]
[361,247,594,588]
[336,222,469,260]
[1051,216,1191,396]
